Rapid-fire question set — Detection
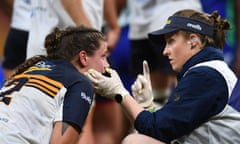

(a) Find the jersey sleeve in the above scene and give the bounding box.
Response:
[61,80,94,132]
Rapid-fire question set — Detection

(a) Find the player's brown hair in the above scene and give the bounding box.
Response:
[10,25,106,78]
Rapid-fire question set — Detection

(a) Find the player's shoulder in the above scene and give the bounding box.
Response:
[51,59,91,87]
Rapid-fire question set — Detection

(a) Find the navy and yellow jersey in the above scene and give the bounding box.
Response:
[0,59,94,144]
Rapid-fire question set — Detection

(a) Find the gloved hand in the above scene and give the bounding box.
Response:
[131,60,154,108]
[85,68,129,100]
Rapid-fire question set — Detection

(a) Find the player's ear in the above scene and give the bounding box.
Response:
[79,50,88,67]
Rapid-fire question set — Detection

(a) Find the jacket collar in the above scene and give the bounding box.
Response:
[177,46,224,79]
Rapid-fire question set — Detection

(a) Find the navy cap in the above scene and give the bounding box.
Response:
[148,16,214,50]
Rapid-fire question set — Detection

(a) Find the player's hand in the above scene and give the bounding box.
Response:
[85,68,129,100]
[105,27,120,52]
[131,60,153,108]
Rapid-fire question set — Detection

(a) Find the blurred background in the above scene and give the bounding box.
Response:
[0,0,239,85]
[0,0,12,83]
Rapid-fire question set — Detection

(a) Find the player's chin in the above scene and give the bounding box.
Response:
[171,65,181,72]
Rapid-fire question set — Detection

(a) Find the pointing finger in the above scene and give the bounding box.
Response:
[143,60,150,81]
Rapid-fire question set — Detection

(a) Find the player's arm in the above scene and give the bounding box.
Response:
[49,78,94,144]
[50,121,80,144]
[61,0,92,27]
[103,0,121,50]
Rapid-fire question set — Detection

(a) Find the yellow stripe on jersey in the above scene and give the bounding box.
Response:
[13,74,63,98]
[28,79,59,94]
[25,83,56,98]
[23,66,51,74]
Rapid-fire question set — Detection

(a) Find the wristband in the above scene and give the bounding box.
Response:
[115,94,123,103]
[147,105,158,112]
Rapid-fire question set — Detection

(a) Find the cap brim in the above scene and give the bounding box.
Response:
[148,27,179,50]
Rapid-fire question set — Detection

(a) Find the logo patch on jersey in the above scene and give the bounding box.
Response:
[35,61,54,68]
[0,116,9,123]
[173,93,181,101]
[23,61,55,74]
[81,92,92,104]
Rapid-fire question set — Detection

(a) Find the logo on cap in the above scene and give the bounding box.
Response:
[166,19,172,25]
[187,23,202,31]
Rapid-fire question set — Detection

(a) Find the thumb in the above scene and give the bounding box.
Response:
[109,69,120,79]
[87,69,103,83]
[88,69,102,78]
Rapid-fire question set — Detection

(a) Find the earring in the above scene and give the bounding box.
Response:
[188,38,197,49]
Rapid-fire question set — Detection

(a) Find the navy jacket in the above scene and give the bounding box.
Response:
[134,47,229,143]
